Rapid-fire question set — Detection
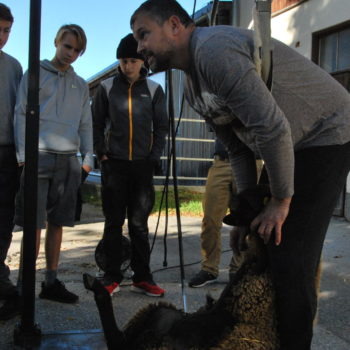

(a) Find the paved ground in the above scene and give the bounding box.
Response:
[0,203,349,349]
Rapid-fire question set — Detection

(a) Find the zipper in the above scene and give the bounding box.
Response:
[128,83,134,160]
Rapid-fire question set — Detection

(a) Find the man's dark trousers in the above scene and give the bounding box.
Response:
[101,159,155,284]
[0,145,19,290]
[267,141,350,350]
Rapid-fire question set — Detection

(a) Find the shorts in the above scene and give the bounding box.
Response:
[15,152,81,229]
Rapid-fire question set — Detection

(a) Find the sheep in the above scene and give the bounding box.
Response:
[83,185,280,350]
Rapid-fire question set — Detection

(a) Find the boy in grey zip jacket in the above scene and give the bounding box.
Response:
[12,24,93,309]
[0,3,22,311]
[92,33,168,297]
[131,1,350,349]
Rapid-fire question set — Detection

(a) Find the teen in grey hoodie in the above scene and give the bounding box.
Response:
[15,58,93,167]
[9,25,92,315]
[131,1,350,349]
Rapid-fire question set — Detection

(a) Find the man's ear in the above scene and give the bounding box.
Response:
[168,15,183,35]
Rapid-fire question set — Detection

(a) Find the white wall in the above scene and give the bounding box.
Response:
[237,0,350,58]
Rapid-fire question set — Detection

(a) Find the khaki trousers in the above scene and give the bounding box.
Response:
[201,158,236,276]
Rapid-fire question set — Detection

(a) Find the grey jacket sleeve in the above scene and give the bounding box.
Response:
[79,84,94,169]
[14,72,28,163]
[149,85,168,162]
[91,84,109,160]
[198,35,294,198]
[211,123,257,193]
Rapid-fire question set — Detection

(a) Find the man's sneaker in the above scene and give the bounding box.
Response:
[101,280,120,296]
[0,293,21,321]
[39,279,78,304]
[188,270,217,288]
[131,280,165,297]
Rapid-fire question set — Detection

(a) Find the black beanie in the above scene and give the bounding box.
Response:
[116,33,144,60]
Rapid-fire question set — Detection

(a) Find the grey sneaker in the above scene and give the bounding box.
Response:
[188,270,217,288]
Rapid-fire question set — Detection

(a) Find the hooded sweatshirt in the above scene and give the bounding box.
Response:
[14,59,93,168]
[0,50,22,146]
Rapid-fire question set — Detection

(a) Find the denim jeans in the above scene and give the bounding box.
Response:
[266,141,350,350]
[100,159,155,283]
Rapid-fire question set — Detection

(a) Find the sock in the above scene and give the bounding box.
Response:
[45,270,57,287]
[16,269,22,296]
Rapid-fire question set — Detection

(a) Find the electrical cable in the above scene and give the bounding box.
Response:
[167,69,187,311]
[149,79,185,259]
[152,248,233,274]
[147,0,203,313]
[191,0,197,19]
[120,248,233,288]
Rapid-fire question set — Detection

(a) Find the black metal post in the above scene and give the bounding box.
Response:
[14,0,42,346]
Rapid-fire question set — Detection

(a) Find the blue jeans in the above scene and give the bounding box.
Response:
[266,141,350,350]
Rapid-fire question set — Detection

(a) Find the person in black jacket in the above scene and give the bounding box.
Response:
[92,33,168,297]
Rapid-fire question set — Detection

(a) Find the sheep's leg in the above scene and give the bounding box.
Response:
[214,263,251,310]
[83,273,126,350]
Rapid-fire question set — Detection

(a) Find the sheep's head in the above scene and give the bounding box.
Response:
[223,185,271,274]
[223,185,271,227]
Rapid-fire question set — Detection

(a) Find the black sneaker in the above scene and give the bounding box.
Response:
[0,278,17,300]
[39,279,78,304]
[0,293,21,321]
[188,270,217,288]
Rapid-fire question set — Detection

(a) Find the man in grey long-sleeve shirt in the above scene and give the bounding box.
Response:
[131,1,350,349]
[0,3,22,307]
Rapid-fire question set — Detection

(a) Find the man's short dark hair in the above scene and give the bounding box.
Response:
[0,3,14,22]
[131,0,193,28]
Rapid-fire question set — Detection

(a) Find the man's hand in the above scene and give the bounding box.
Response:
[250,197,291,246]
[100,155,108,162]
[82,164,92,173]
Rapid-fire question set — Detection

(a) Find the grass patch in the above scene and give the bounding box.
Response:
[152,188,203,217]
[82,184,203,217]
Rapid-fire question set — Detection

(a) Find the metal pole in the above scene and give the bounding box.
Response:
[14,0,42,346]
[232,0,240,27]
[210,0,220,26]
[167,70,187,312]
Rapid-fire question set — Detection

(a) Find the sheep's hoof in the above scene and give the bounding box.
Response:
[83,273,109,297]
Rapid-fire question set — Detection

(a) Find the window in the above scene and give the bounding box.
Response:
[312,23,350,91]
[272,0,306,14]
[319,28,350,73]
